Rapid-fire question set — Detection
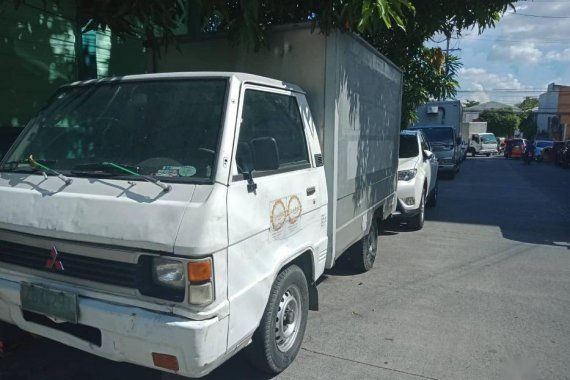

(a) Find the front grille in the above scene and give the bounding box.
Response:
[0,240,137,288]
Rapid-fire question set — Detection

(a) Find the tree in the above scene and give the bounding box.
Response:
[2,0,517,126]
[463,100,480,108]
[517,97,539,140]
[199,0,516,126]
[478,108,520,137]
[517,97,539,112]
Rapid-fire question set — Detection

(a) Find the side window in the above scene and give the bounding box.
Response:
[236,90,310,174]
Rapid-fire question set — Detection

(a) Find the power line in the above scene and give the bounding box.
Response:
[507,12,570,19]
[458,36,570,45]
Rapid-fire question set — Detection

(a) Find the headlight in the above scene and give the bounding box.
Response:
[398,169,417,181]
[152,258,185,289]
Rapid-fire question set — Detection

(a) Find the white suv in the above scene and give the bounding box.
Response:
[393,130,438,229]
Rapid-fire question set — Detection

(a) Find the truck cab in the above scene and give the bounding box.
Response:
[469,132,498,157]
[0,73,329,377]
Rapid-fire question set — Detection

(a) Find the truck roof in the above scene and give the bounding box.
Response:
[67,72,306,94]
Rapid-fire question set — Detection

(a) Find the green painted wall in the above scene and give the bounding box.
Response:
[0,0,147,128]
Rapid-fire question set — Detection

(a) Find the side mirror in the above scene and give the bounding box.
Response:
[251,137,280,171]
[423,150,434,160]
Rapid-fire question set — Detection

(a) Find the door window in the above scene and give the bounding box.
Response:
[236,90,310,175]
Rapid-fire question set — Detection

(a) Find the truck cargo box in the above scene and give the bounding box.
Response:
[157,26,403,266]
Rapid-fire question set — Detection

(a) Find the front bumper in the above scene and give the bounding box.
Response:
[393,179,421,219]
[479,149,498,155]
[0,271,230,378]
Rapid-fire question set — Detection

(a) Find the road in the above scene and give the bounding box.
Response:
[1,157,569,380]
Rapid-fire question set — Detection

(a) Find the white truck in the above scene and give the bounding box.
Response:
[462,122,497,157]
[0,27,402,378]
[414,100,466,159]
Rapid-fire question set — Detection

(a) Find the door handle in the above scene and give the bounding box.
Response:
[306,186,316,196]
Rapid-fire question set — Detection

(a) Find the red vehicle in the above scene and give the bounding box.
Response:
[505,138,527,159]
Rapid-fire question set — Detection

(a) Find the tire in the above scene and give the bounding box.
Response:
[246,265,309,374]
[426,181,438,208]
[350,220,378,273]
[471,151,476,157]
[409,191,425,230]
[485,153,490,157]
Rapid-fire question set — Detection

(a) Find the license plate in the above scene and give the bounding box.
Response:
[20,284,78,323]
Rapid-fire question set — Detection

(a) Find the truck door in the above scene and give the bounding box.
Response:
[225,85,323,349]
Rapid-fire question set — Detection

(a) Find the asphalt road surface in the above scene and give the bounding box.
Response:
[1,157,569,380]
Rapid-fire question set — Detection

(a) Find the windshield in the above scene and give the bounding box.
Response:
[399,134,419,158]
[536,141,553,148]
[480,134,497,144]
[1,79,227,182]
[414,127,454,146]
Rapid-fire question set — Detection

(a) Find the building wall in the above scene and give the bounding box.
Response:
[0,0,146,128]
[557,87,570,140]
[537,84,559,135]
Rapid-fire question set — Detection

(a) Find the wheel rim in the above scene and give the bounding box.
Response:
[275,286,302,352]
[366,225,378,264]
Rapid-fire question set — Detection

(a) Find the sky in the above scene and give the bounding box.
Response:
[430,0,570,106]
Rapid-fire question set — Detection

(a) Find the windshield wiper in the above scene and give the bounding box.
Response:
[27,155,73,186]
[72,162,171,192]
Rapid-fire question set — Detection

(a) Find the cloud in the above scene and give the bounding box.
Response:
[457,67,532,104]
[489,42,543,64]
[545,49,570,62]
[458,2,570,65]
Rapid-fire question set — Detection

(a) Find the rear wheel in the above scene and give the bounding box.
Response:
[409,191,425,230]
[246,265,309,374]
[350,220,378,273]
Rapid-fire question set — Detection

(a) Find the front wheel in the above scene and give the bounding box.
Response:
[485,153,491,157]
[350,220,378,273]
[246,265,309,374]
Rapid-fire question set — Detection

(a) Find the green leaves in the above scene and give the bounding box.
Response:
[357,0,412,32]
[478,109,521,137]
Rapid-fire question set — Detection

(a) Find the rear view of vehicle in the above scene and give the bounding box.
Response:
[506,139,526,159]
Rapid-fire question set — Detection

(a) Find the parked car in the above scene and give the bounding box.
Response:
[535,139,554,161]
[408,124,461,179]
[505,138,527,159]
[555,140,570,167]
[392,130,438,230]
[544,141,565,163]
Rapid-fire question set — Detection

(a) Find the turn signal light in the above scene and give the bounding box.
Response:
[152,352,179,371]
[188,258,212,283]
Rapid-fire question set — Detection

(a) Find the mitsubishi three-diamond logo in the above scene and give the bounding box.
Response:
[45,246,64,271]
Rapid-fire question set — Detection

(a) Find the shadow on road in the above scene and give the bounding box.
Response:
[426,157,570,248]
